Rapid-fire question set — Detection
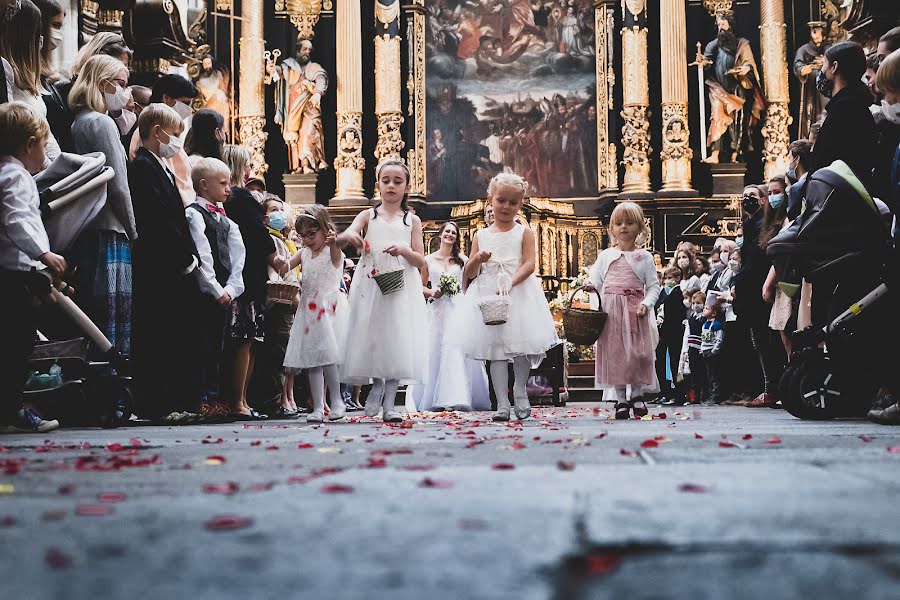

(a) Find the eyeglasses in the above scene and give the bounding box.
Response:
[297,230,319,240]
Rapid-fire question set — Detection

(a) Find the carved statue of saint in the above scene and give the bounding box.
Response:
[793,21,828,140]
[696,11,765,163]
[268,36,329,174]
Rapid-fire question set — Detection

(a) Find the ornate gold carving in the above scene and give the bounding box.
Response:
[660,103,693,191]
[375,0,400,26]
[375,112,405,161]
[621,105,651,194]
[759,0,791,179]
[215,0,232,11]
[80,0,98,19]
[286,0,322,40]
[274,0,285,12]
[335,112,366,172]
[580,232,599,267]
[761,101,792,179]
[239,116,269,175]
[375,35,402,113]
[594,4,610,191]
[702,0,733,16]
[759,23,789,102]
[130,58,172,74]
[699,217,741,237]
[621,27,649,105]
[97,8,123,27]
[323,0,332,10]
[406,5,426,196]
[625,0,645,17]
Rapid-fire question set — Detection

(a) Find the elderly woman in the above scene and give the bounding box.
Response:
[69,54,138,354]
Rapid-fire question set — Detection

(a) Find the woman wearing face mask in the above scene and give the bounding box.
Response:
[733,184,783,408]
[812,41,877,184]
[673,249,698,291]
[875,50,900,232]
[69,54,138,355]
[32,0,63,87]
[761,176,793,359]
[0,0,60,166]
[184,108,226,165]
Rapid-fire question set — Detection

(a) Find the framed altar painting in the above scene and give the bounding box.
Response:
[424,0,601,203]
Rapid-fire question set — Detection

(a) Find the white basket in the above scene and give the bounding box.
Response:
[477,270,511,326]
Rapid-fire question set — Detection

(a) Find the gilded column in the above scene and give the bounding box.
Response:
[238,0,268,175]
[332,0,367,203]
[620,0,651,195]
[759,0,792,180]
[658,0,693,192]
[403,0,426,198]
[594,0,618,192]
[374,0,404,165]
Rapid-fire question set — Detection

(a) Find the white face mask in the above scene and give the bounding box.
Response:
[49,27,63,51]
[709,260,725,273]
[173,100,193,121]
[728,259,740,272]
[720,250,730,263]
[158,129,183,159]
[104,84,131,112]
[115,109,137,136]
[677,257,690,268]
[882,100,900,125]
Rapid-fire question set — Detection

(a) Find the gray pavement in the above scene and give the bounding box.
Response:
[1,404,900,599]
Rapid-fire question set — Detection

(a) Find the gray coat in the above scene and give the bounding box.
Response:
[71,110,138,239]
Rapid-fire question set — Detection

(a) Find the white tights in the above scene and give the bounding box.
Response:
[308,364,342,413]
[369,378,400,412]
[489,356,531,410]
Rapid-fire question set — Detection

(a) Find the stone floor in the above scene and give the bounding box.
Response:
[1,404,899,599]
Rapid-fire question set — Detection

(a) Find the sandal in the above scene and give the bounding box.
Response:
[233,408,269,421]
[614,402,631,420]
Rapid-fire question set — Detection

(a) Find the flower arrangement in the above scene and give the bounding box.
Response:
[438,273,461,297]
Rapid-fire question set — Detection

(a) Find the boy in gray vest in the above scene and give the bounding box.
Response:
[186,158,246,413]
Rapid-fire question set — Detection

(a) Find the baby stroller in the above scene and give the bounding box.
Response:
[23,153,133,428]
[766,160,894,420]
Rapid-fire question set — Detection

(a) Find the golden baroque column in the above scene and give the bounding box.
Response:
[759,0,792,180]
[332,0,367,203]
[658,0,693,192]
[404,0,426,198]
[238,0,268,175]
[620,0,651,195]
[374,0,404,165]
[594,0,618,192]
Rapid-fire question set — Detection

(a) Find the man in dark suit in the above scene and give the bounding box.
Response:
[128,104,201,421]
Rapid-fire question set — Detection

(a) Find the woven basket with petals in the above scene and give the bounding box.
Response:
[562,287,606,345]
[266,281,300,306]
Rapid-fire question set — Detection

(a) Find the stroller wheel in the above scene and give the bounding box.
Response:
[784,353,840,420]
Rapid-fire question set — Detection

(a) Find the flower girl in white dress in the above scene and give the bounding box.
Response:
[335,159,428,422]
[408,222,490,412]
[453,173,559,421]
[283,205,349,423]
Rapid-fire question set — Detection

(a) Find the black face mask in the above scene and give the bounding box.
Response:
[816,69,834,98]
[742,195,760,215]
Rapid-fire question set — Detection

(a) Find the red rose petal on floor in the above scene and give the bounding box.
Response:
[97,492,127,503]
[860,436,873,443]
[250,441,262,446]
[205,455,226,464]
[75,504,114,516]
[491,463,515,470]
[694,433,704,439]
[402,465,434,471]
[640,439,659,448]
[205,515,254,531]
[366,458,387,468]
[887,446,900,454]
[557,461,575,471]
[619,449,637,457]
[418,477,453,489]
[585,553,622,576]
[45,548,73,569]
[764,437,782,444]
[248,482,274,492]
[203,482,239,495]
[678,483,708,493]
[742,434,753,440]
[719,441,737,448]
[265,445,279,451]
[321,484,354,494]
[297,443,314,449]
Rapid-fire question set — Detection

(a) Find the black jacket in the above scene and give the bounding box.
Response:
[733,210,770,324]
[812,82,877,184]
[43,80,76,153]
[225,187,275,304]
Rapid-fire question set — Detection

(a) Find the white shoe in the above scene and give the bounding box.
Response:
[328,402,346,421]
[514,393,531,420]
[492,407,511,422]
[382,408,403,423]
[364,389,383,418]
[306,409,324,423]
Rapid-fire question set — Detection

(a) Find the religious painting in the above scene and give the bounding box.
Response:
[425,0,598,203]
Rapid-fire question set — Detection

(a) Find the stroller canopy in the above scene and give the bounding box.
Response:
[35,151,113,253]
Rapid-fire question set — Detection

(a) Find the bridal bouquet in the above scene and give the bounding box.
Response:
[438,273,461,297]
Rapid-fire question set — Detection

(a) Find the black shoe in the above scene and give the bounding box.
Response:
[614,402,630,420]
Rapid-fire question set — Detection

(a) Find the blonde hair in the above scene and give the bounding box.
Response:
[876,48,900,95]
[69,32,132,78]
[69,55,128,114]
[609,202,649,246]
[0,101,50,156]
[137,103,183,140]
[191,157,231,192]
[222,144,252,187]
[487,172,529,198]
[0,0,42,95]
[294,203,336,235]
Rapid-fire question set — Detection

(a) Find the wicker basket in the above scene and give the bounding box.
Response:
[266,281,300,306]
[562,287,607,345]
[372,253,405,295]
[478,295,510,325]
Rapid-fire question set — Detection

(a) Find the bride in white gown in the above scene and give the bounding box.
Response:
[407,222,491,412]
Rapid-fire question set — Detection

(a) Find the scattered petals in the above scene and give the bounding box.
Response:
[75,504,114,516]
[556,461,575,471]
[887,446,900,454]
[204,456,226,465]
[45,548,74,569]
[859,436,872,443]
[718,441,737,448]
[764,437,782,444]
[321,484,354,494]
[205,515,254,531]
[418,477,453,489]
[619,449,637,457]
[586,553,622,576]
[640,439,659,448]
[203,482,239,495]
[694,433,704,439]
[742,434,753,440]
[491,463,515,470]
[297,443,314,449]
[97,492,127,503]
